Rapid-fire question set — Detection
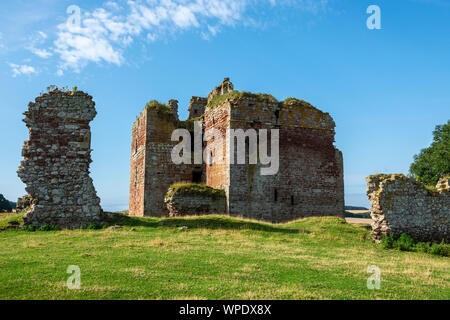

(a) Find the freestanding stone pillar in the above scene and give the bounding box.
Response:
[18,88,103,228]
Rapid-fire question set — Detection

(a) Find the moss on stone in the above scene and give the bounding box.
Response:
[146,100,173,115]
[366,174,406,181]
[207,91,278,109]
[166,183,226,200]
[282,97,314,108]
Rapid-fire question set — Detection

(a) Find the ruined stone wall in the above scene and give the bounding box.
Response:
[16,194,32,211]
[207,78,234,104]
[17,90,103,228]
[188,97,207,120]
[165,186,227,217]
[366,174,449,242]
[129,112,147,216]
[129,106,200,217]
[203,95,344,222]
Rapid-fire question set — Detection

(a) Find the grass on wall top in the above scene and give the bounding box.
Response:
[166,183,226,200]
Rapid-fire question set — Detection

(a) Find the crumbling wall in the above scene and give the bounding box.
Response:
[129,102,200,217]
[17,89,103,228]
[366,174,449,243]
[16,194,32,211]
[204,92,345,223]
[188,97,207,119]
[165,184,226,217]
[207,78,234,103]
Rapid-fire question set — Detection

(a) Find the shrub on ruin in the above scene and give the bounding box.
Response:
[145,100,174,117]
[381,233,448,257]
[396,233,416,251]
[381,233,395,249]
[430,240,449,256]
[409,120,450,186]
[38,224,60,231]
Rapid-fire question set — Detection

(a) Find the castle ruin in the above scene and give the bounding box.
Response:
[18,89,103,228]
[367,174,449,242]
[129,78,345,222]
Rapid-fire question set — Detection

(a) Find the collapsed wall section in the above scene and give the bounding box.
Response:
[164,184,227,217]
[17,89,103,228]
[366,174,449,242]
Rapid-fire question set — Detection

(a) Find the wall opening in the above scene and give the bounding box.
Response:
[192,170,202,183]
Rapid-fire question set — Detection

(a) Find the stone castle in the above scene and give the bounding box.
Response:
[129,79,345,222]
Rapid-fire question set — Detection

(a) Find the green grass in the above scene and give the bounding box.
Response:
[0,213,448,300]
[166,183,226,200]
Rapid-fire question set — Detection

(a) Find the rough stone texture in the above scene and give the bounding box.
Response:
[168,99,179,121]
[165,186,227,217]
[366,174,449,243]
[207,78,234,103]
[16,194,32,211]
[188,97,207,120]
[17,89,103,228]
[204,94,345,223]
[129,105,200,217]
[129,79,345,222]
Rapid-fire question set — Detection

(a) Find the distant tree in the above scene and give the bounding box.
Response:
[0,194,12,212]
[409,120,450,186]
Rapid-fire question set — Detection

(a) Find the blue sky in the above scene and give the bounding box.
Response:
[0,0,449,210]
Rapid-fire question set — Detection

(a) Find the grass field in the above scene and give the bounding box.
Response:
[0,212,448,300]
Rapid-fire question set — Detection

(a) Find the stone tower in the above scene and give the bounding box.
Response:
[18,89,103,228]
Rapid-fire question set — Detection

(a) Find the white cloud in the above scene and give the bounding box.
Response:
[22,0,329,73]
[9,63,37,77]
[29,47,53,58]
[38,31,48,39]
[0,32,5,49]
[53,0,253,72]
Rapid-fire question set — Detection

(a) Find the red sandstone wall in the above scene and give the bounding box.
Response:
[130,108,200,217]
[204,97,344,222]
[129,112,147,216]
[204,104,231,191]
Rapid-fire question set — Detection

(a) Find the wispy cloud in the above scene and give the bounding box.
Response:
[53,0,251,72]
[7,0,330,75]
[9,63,37,77]
[0,32,5,49]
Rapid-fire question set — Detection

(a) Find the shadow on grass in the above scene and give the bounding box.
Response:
[106,212,307,235]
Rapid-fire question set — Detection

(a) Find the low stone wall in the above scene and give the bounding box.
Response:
[366,174,449,243]
[164,184,227,217]
[17,89,104,228]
